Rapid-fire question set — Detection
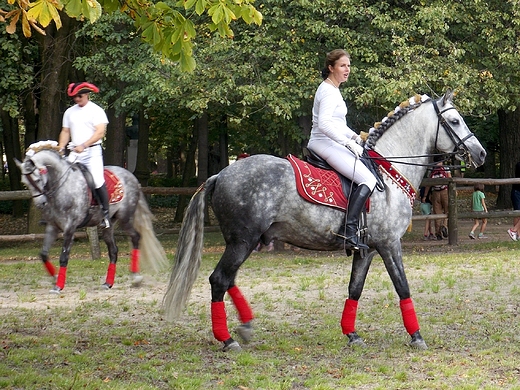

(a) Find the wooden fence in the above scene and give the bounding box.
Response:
[2,180,520,245]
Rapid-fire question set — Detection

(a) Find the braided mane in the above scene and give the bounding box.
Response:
[25,140,61,158]
[361,94,430,150]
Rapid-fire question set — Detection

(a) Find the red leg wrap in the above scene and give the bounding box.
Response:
[340,298,358,335]
[43,261,56,277]
[105,263,116,286]
[130,249,140,273]
[400,298,420,335]
[56,267,67,290]
[227,286,254,323]
[211,301,231,342]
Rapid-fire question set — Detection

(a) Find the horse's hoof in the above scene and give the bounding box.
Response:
[101,283,113,290]
[222,339,242,352]
[131,274,144,287]
[49,286,62,295]
[347,332,366,347]
[236,321,253,343]
[410,330,428,350]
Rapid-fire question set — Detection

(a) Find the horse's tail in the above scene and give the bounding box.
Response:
[163,176,216,321]
[133,191,169,273]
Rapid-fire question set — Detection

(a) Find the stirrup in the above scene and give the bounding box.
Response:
[333,231,368,251]
[100,215,110,229]
[344,237,369,251]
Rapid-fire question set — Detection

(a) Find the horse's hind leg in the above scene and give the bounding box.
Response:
[209,243,255,352]
[101,227,119,289]
[377,241,427,350]
[119,220,143,287]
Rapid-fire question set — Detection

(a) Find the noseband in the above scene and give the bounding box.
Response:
[432,100,476,167]
[23,165,48,198]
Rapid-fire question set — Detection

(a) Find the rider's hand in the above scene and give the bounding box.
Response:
[344,139,364,157]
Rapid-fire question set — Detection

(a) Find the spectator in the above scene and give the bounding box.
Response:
[419,186,435,240]
[425,158,451,240]
[507,162,520,241]
[469,183,488,239]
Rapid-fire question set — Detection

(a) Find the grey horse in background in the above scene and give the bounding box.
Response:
[16,141,168,293]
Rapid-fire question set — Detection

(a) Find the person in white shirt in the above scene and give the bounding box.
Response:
[59,82,111,228]
[307,49,377,251]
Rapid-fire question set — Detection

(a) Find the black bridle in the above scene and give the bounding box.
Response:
[366,98,477,170]
[432,99,477,168]
[23,161,72,199]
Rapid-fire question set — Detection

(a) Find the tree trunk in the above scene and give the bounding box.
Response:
[105,108,127,167]
[0,109,24,217]
[174,126,198,222]
[134,109,151,187]
[196,112,209,185]
[497,109,520,208]
[36,13,79,141]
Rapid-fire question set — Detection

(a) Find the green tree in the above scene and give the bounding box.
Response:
[1,0,262,72]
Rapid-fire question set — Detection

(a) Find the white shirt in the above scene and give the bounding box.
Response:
[62,101,109,146]
[309,82,356,145]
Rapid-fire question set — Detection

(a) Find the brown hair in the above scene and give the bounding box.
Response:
[474,183,484,192]
[321,49,350,79]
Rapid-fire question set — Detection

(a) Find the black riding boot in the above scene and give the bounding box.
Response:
[95,184,111,229]
[344,184,372,251]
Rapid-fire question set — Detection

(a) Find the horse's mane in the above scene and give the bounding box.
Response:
[25,140,61,159]
[362,94,431,149]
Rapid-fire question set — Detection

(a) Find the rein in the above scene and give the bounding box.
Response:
[24,156,74,199]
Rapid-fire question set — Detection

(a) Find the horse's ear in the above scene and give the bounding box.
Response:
[442,89,454,105]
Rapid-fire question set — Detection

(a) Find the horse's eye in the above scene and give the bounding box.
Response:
[451,119,460,126]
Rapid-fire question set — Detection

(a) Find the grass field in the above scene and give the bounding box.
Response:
[2,230,520,389]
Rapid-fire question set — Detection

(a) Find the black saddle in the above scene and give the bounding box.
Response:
[303,147,357,198]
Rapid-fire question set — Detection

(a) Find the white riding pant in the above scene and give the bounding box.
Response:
[307,138,377,191]
[67,144,105,189]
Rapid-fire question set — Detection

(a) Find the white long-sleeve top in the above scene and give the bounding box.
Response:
[309,81,356,145]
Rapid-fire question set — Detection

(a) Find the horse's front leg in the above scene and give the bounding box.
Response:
[378,240,427,350]
[40,224,59,281]
[101,227,118,289]
[341,250,377,347]
[50,229,75,294]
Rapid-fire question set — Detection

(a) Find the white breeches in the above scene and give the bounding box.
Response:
[68,144,105,188]
[307,138,377,191]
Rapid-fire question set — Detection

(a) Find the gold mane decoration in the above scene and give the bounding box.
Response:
[25,141,61,158]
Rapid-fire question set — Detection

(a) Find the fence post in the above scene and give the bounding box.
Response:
[447,181,458,245]
[86,227,101,259]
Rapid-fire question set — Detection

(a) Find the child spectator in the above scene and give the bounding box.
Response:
[419,186,435,240]
[507,162,520,241]
[469,183,488,239]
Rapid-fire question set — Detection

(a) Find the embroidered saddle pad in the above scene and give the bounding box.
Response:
[87,168,124,206]
[287,154,349,211]
[104,169,124,204]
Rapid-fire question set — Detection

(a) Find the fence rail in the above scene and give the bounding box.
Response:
[2,178,520,245]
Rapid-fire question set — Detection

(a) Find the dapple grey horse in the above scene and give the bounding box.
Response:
[163,92,486,351]
[16,141,167,293]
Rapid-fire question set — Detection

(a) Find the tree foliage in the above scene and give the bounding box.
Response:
[0,0,263,71]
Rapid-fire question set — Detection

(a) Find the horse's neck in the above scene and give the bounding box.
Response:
[38,152,69,182]
[372,105,435,189]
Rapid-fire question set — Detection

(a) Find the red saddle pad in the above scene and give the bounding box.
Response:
[90,168,124,205]
[287,154,348,211]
